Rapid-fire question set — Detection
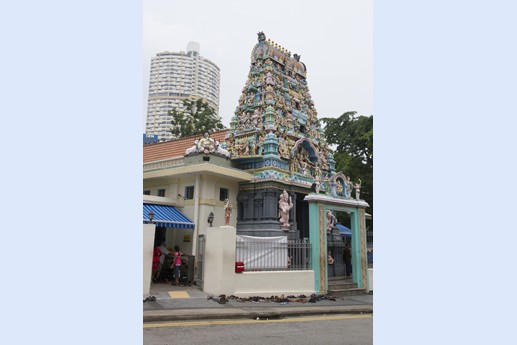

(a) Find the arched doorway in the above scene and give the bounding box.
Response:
[305,194,369,295]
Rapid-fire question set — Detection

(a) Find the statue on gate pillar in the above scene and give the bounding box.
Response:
[354,179,362,200]
[326,210,337,233]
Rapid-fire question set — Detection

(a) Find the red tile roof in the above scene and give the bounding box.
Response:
[143,129,230,163]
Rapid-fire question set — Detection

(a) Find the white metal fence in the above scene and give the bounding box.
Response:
[235,235,311,272]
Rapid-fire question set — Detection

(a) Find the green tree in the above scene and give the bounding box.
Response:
[322,111,373,220]
[169,98,225,139]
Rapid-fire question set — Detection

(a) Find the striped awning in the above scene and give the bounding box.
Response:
[336,223,352,237]
[143,203,194,229]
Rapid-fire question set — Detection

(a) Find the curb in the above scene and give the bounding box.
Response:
[143,305,373,322]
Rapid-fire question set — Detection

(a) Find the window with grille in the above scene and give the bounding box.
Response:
[184,186,194,200]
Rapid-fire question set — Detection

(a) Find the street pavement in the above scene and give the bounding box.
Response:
[143,282,373,322]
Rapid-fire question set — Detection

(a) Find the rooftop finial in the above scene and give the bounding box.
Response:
[257,31,266,43]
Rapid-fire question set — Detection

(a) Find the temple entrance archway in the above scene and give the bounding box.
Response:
[305,194,369,295]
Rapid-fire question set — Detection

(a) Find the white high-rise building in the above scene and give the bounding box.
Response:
[145,42,220,141]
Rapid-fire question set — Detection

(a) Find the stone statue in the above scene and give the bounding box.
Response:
[326,210,337,233]
[197,132,216,153]
[224,198,232,226]
[214,141,230,158]
[257,31,266,43]
[354,179,362,200]
[314,180,321,194]
[278,137,289,159]
[336,180,343,194]
[278,190,293,229]
[344,176,353,198]
[265,72,275,85]
[185,140,199,155]
[251,108,261,128]
[253,32,268,61]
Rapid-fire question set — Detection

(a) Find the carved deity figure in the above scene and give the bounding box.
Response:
[354,179,362,200]
[344,176,353,198]
[256,134,265,155]
[299,158,309,175]
[239,112,251,128]
[278,190,293,228]
[336,180,343,194]
[265,72,275,85]
[253,32,268,60]
[326,210,337,233]
[197,132,216,153]
[313,163,322,182]
[224,198,232,226]
[278,137,289,159]
[276,93,285,108]
[319,149,329,170]
[251,108,261,128]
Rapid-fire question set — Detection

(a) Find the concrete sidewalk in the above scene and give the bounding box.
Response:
[143,282,373,322]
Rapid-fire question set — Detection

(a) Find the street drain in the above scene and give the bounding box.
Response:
[251,315,283,320]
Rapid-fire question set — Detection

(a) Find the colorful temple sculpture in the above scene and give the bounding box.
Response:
[224,32,355,239]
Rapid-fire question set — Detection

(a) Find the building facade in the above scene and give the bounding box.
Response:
[145,42,220,141]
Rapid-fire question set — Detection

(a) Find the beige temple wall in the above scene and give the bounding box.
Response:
[202,225,315,296]
[234,271,315,297]
[143,224,156,298]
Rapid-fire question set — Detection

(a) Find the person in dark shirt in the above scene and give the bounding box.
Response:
[343,243,352,277]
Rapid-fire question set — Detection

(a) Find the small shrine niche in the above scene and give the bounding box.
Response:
[335,176,346,197]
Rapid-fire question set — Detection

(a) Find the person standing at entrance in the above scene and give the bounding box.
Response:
[172,245,182,285]
[152,245,162,282]
[344,243,352,277]
[156,240,169,282]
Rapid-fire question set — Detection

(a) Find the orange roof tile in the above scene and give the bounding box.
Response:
[143,129,230,163]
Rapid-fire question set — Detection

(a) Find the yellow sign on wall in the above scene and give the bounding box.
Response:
[183,235,191,243]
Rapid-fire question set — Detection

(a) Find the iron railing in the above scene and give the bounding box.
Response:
[235,239,311,272]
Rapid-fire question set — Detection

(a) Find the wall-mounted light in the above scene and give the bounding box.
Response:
[207,212,214,226]
[149,210,155,223]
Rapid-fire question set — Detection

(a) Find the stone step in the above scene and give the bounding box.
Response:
[328,282,358,289]
[328,276,353,280]
[327,277,361,296]
[328,277,354,282]
[327,287,367,296]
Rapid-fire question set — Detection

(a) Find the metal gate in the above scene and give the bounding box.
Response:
[195,234,205,288]
[327,231,346,277]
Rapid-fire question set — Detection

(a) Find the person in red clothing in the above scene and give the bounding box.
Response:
[172,245,182,285]
[152,245,162,282]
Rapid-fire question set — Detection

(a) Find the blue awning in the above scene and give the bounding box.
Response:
[143,203,195,229]
[336,223,352,237]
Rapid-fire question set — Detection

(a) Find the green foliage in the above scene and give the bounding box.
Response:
[169,98,225,139]
[322,111,373,218]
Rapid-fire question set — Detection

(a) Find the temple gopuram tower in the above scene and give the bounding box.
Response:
[227,32,343,239]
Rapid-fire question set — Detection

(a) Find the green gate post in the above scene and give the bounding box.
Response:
[308,202,325,294]
[306,194,369,294]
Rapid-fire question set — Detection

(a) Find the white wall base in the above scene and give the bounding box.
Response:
[234,271,315,297]
[143,224,156,297]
